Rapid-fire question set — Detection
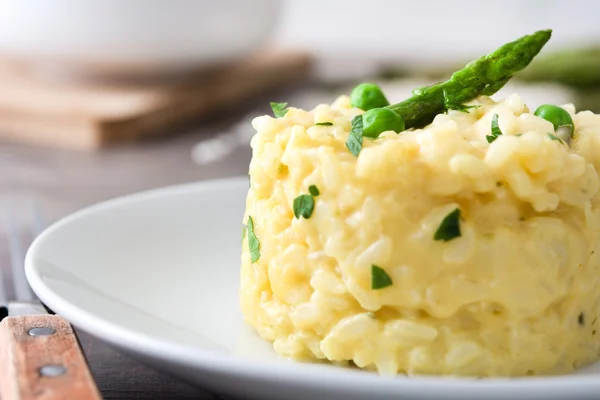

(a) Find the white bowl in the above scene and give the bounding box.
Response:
[0,0,281,76]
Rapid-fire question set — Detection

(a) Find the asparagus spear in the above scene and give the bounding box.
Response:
[517,47,600,88]
[387,29,552,129]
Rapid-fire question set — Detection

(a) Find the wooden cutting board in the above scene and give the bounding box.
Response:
[0,50,312,150]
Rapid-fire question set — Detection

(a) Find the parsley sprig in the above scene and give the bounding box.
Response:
[247,216,261,262]
[270,102,289,118]
[293,185,321,219]
[434,208,462,242]
[293,195,315,219]
[371,265,393,289]
[346,115,364,156]
[486,114,503,143]
[447,103,480,113]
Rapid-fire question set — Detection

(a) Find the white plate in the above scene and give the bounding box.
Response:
[25,177,600,400]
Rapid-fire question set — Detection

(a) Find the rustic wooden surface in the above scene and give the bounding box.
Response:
[0,315,101,400]
[0,50,311,150]
[0,101,266,398]
[77,331,220,400]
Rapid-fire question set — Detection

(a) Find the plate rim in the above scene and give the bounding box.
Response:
[23,176,600,397]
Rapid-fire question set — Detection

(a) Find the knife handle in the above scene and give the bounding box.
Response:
[0,315,101,400]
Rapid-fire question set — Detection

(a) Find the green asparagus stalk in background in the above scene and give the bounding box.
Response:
[517,47,600,88]
[386,29,552,129]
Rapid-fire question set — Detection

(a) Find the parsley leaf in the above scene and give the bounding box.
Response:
[486,114,503,143]
[308,185,320,196]
[293,194,315,219]
[315,122,333,126]
[371,265,393,289]
[346,115,364,156]
[491,114,503,137]
[443,91,479,113]
[434,208,461,242]
[447,103,479,113]
[270,102,289,118]
[247,216,261,262]
[548,132,565,144]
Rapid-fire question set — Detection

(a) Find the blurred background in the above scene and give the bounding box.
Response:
[1,0,600,397]
[3,0,600,222]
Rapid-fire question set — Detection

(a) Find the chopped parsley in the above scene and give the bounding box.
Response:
[371,265,393,290]
[346,115,364,156]
[579,312,585,326]
[434,208,462,242]
[316,122,333,126]
[293,194,315,219]
[486,114,503,143]
[447,103,479,113]
[247,216,261,263]
[293,185,320,219]
[547,132,565,144]
[270,102,289,118]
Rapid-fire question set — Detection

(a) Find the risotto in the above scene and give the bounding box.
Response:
[240,30,600,377]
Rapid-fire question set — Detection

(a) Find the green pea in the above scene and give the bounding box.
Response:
[534,104,574,136]
[362,108,405,138]
[350,83,390,111]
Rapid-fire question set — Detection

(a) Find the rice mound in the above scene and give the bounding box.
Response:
[240,94,600,376]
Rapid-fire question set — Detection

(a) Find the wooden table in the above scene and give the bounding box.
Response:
[0,109,259,399]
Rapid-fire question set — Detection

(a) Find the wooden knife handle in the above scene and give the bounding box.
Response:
[0,315,102,400]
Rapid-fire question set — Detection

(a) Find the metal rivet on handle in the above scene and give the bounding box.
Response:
[28,327,55,336]
[40,365,67,377]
